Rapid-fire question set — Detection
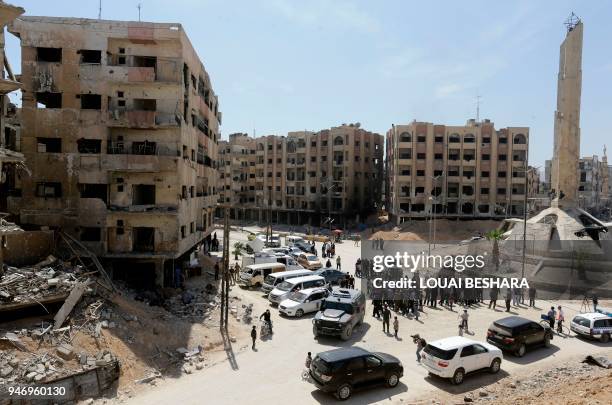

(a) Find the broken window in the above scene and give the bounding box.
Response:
[80,94,102,109]
[78,183,108,203]
[133,55,156,68]
[133,227,155,252]
[37,47,62,62]
[37,137,61,153]
[77,139,101,153]
[36,92,62,108]
[36,182,62,198]
[80,227,101,242]
[133,98,156,111]
[132,184,155,205]
[79,49,102,64]
[132,141,156,155]
[181,225,186,239]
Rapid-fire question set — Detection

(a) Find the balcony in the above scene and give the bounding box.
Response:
[108,109,178,128]
[128,67,156,82]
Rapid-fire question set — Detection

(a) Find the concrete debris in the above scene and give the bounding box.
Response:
[53,280,90,329]
[0,331,26,351]
[56,343,74,360]
[135,370,162,384]
[0,255,89,309]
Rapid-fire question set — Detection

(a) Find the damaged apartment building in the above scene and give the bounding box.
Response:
[218,124,384,226]
[6,17,221,287]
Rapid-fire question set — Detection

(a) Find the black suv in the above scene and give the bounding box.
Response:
[486,316,553,357]
[309,347,403,400]
[313,288,366,340]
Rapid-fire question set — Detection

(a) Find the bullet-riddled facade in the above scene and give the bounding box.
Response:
[386,119,529,224]
[219,124,384,226]
[8,17,221,287]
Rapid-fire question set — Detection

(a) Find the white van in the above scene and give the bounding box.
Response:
[268,275,326,305]
[242,252,303,270]
[239,262,286,288]
[570,312,612,343]
[262,269,312,294]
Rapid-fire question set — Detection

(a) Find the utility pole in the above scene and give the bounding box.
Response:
[137,3,142,22]
[476,95,482,122]
[220,206,230,331]
[98,0,102,19]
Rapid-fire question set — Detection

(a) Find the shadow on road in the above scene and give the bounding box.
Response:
[424,369,510,394]
[309,381,408,404]
[221,329,239,371]
[502,345,560,365]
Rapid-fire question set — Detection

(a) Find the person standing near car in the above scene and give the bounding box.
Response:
[593,295,599,312]
[260,309,273,334]
[528,286,536,307]
[489,286,498,309]
[382,305,391,333]
[336,256,341,270]
[413,334,426,363]
[505,289,512,312]
[393,316,399,338]
[556,305,565,333]
[305,352,312,369]
[547,306,556,330]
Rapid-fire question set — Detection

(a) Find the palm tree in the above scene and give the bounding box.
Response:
[485,229,504,272]
[232,242,245,260]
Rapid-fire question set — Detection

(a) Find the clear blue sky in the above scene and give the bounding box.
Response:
[5,0,612,168]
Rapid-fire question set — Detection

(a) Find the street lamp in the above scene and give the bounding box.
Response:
[520,164,540,280]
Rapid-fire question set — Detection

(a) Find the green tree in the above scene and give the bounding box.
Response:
[485,229,504,272]
[232,242,245,260]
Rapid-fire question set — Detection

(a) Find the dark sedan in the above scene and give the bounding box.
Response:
[314,268,349,285]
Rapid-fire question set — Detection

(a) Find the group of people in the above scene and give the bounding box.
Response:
[339,274,356,289]
[324,255,342,270]
[321,241,336,258]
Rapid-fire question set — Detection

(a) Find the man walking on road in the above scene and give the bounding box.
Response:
[393,316,399,338]
[489,287,498,309]
[382,305,391,333]
[505,289,512,312]
[336,256,341,270]
[251,326,257,350]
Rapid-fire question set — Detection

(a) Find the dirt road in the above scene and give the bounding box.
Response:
[121,231,611,404]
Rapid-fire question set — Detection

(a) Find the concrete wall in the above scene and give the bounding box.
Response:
[1,230,54,266]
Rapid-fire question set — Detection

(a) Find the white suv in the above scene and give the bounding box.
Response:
[570,312,612,343]
[279,288,328,317]
[421,337,502,385]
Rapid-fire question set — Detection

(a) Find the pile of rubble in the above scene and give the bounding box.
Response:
[162,287,220,320]
[0,217,22,233]
[0,255,86,306]
[0,343,117,386]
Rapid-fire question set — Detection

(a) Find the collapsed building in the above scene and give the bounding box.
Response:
[6,17,222,288]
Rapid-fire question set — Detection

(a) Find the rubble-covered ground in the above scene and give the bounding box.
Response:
[417,355,612,405]
[0,259,251,401]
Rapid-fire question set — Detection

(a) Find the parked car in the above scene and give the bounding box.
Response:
[298,253,322,270]
[256,233,281,247]
[313,288,366,340]
[288,246,303,258]
[267,275,326,305]
[261,269,312,294]
[279,287,329,317]
[314,268,349,285]
[486,316,553,357]
[238,263,286,288]
[285,235,304,247]
[570,312,612,343]
[295,240,314,253]
[309,347,403,400]
[421,336,502,385]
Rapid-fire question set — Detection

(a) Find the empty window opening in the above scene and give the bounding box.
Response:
[77,138,101,153]
[36,182,62,198]
[133,55,157,68]
[36,92,62,108]
[79,49,102,64]
[133,227,155,252]
[79,183,108,204]
[80,227,101,242]
[132,184,155,205]
[133,98,156,111]
[116,220,125,235]
[37,137,61,153]
[37,47,62,62]
[80,94,102,109]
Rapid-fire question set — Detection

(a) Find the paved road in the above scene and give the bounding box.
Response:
[125,231,611,404]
